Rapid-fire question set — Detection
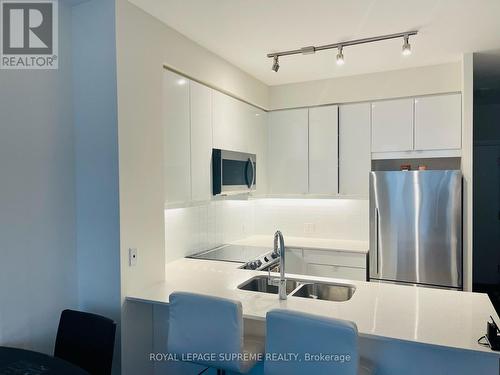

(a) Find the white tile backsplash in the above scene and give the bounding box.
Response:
[165,198,368,262]
[253,198,368,240]
[217,200,255,243]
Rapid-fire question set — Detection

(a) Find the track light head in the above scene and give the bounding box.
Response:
[336,46,345,66]
[271,56,280,72]
[402,35,412,56]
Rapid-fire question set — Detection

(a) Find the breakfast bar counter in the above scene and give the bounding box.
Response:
[127,258,499,356]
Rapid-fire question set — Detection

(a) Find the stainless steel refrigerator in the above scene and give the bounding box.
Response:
[369,170,462,289]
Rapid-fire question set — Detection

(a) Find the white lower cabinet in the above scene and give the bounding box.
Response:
[306,263,366,281]
[285,248,306,275]
[285,247,367,281]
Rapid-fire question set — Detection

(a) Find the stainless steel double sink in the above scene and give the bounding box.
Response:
[238,275,355,302]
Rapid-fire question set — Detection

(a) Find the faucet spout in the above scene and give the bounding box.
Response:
[274,230,286,300]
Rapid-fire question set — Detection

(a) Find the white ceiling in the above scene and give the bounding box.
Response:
[129,0,500,86]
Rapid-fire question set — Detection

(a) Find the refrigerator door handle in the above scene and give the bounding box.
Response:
[375,207,380,275]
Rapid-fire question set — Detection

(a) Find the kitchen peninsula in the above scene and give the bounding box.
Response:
[127,257,500,375]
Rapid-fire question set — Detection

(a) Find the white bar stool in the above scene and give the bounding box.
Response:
[168,292,264,374]
[265,309,375,375]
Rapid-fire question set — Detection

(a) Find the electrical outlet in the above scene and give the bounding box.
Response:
[129,248,138,267]
[304,223,315,234]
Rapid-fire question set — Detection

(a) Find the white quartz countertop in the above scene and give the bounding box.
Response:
[127,258,500,356]
[230,235,369,254]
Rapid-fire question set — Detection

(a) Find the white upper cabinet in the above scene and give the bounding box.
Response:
[371,94,462,157]
[308,105,338,195]
[268,109,309,194]
[339,103,371,196]
[253,108,268,195]
[163,70,191,205]
[163,71,268,203]
[213,90,254,153]
[190,81,213,202]
[414,93,462,150]
[371,98,414,153]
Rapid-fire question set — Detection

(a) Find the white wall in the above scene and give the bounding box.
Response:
[0,2,77,353]
[116,1,166,372]
[73,0,120,321]
[72,0,121,372]
[269,62,462,110]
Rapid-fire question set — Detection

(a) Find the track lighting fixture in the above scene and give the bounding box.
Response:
[267,30,417,71]
[402,34,412,56]
[271,55,279,72]
[336,46,345,66]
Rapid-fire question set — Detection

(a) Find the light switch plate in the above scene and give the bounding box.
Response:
[129,248,138,267]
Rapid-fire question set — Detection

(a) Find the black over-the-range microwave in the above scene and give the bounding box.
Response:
[212,149,256,196]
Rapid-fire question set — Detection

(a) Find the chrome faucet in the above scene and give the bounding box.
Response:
[274,230,287,300]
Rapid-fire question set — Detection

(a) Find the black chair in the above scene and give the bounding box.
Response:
[54,309,116,375]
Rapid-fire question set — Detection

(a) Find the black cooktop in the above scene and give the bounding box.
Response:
[187,244,271,263]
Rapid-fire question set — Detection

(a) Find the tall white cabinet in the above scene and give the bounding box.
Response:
[163,71,214,205]
[308,105,339,195]
[163,70,191,205]
[339,103,371,197]
[190,81,213,202]
[267,109,309,194]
